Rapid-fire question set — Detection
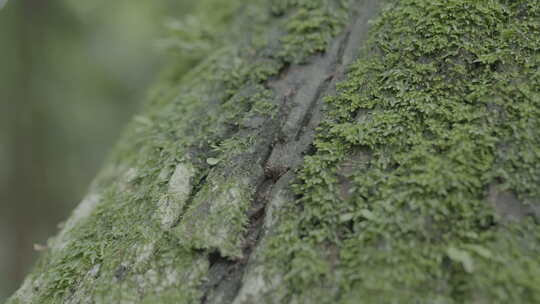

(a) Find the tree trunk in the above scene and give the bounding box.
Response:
[8,0,540,303]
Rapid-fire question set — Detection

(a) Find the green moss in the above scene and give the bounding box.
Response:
[272,0,349,63]
[266,0,540,303]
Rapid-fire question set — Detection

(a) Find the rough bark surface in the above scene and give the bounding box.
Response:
[8,0,540,303]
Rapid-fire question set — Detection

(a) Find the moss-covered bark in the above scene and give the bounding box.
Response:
[8,0,540,303]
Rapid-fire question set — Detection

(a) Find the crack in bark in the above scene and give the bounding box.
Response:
[200,19,358,304]
[172,172,209,229]
[198,2,380,302]
[293,29,352,141]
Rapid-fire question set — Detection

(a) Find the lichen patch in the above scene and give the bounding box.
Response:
[168,163,195,201]
[173,177,252,259]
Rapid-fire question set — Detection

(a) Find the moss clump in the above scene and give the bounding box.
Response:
[272,0,349,63]
[267,0,540,303]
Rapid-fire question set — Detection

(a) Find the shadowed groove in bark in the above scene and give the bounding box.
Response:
[199,2,382,302]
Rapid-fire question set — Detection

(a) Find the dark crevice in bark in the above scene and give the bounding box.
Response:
[200,174,276,304]
[172,172,209,229]
[293,76,332,141]
[200,253,236,304]
[208,251,227,268]
[335,30,351,68]
[114,264,129,282]
[198,2,380,302]
[293,29,352,143]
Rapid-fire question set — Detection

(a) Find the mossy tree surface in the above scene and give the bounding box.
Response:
[8,0,540,303]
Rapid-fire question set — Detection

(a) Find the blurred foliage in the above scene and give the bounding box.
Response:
[0,0,197,300]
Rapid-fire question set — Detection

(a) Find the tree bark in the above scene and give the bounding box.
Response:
[8,0,540,303]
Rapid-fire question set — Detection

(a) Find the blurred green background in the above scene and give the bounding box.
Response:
[0,0,201,300]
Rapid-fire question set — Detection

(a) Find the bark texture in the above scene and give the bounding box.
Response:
[8,0,540,303]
